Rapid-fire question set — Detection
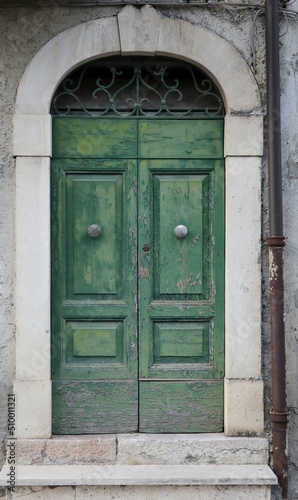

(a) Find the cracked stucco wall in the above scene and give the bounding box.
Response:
[0,3,297,498]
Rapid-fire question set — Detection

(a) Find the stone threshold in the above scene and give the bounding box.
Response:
[10,434,270,466]
[0,464,277,487]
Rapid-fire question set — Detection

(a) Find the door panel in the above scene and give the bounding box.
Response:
[51,117,224,434]
[138,153,224,431]
[154,173,205,297]
[153,322,207,360]
[139,381,223,433]
[139,120,223,159]
[53,118,137,158]
[52,380,138,434]
[69,173,123,296]
[138,156,223,381]
[51,156,138,433]
[138,160,223,372]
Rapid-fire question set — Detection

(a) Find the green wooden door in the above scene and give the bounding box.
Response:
[51,117,224,434]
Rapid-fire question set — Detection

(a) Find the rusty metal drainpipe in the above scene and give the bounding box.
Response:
[265,0,288,497]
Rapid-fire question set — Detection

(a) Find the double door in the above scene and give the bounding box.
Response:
[51,118,224,434]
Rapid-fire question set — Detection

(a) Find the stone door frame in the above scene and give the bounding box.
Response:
[13,5,264,438]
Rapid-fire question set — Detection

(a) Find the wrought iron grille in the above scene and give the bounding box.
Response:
[51,58,224,118]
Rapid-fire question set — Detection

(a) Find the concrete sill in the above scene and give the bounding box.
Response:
[0,464,277,487]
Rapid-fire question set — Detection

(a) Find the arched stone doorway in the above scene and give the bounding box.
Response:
[13,6,264,439]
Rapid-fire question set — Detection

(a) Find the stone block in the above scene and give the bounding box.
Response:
[15,436,116,465]
[8,485,273,500]
[13,114,52,156]
[117,434,268,465]
[0,464,276,487]
[75,485,272,500]
[225,115,263,156]
[225,379,264,435]
[118,6,161,55]
[225,156,262,379]
[15,157,51,381]
[13,381,51,439]
[11,487,75,499]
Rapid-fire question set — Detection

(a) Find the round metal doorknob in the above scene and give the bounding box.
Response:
[174,225,188,239]
[87,224,102,238]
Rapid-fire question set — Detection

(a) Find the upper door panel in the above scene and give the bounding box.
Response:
[139,120,223,159]
[53,118,137,158]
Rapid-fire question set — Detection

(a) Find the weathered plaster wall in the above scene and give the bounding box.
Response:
[0,3,297,499]
[280,15,298,499]
[259,9,298,498]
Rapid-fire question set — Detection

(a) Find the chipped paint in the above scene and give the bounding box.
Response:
[176,279,185,293]
[269,249,279,282]
[139,266,149,278]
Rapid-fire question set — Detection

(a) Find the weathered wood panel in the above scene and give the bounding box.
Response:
[53,118,137,158]
[139,381,224,433]
[51,157,138,433]
[138,155,224,388]
[139,119,224,159]
[154,174,204,297]
[153,321,209,363]
[72,322,121,358]
[52,381,138,434]
[67,173,122,295]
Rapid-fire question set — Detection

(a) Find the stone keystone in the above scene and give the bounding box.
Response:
[118,5,161,55]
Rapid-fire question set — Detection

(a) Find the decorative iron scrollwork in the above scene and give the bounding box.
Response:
[51,58,224,117]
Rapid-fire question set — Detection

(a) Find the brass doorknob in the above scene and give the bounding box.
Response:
[87,224,102,238]
[174,225,188,239]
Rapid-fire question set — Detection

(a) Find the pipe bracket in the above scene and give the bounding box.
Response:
[266,236,286,247]
[270,410,289,423]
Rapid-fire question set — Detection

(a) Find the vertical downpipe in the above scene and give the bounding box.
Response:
[265,0,288,497]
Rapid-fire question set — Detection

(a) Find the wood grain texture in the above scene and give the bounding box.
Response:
[139,381,224,433]
[72,322,120,358]
[138,157,224,384]
[154,174,204,297]
[53,118,137,158]
[69,173,121,295]
[139,120,224,159]
[153,322,206,361]
[52,381,138,434]
[51,155,138,433]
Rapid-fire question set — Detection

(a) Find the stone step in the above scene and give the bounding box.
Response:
[0,464,277,487]
[117,434,269,466]
[10,434,269,465]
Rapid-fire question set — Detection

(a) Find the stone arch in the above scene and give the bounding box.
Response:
[13,6,264,438]
[15,6,260,116]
